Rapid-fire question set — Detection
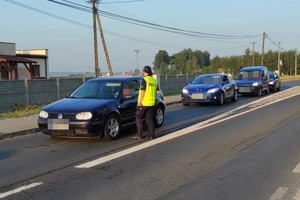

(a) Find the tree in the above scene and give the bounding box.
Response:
[158,62,169,75]
[210,56,222,73]
[186,57,198,74]
[264,50,277,71]
[243,48,252,67]
[153,50,170,71]
[282,50,296,75]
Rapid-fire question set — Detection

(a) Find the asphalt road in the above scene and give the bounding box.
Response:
[0,80,300,200]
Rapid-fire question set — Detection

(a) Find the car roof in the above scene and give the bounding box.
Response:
[87,76,141,83]
[240,66,266,71]
[198,73,225,77]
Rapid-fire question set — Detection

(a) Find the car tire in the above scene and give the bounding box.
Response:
[265,86,270,95]
[182,102,190,106]
[277,84,281,91]
[218,93,224,106]
[154,106,164,128]
[104,114,120,140]
[257,87,262,97]
[231,89,238,102]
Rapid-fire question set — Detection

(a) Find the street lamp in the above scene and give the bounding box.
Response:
[134,50,140,75]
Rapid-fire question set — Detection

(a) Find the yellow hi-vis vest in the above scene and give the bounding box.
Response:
[138,76,157,106]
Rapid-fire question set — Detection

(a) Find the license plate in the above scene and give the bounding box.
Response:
[191,93,204,99]
[48,119,69,130]
[239,87,251,93]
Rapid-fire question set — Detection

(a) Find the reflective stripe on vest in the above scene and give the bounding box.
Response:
[138,76,157,106]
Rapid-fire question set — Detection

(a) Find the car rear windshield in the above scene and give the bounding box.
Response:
[236,71,261,81]
[69,81,121,99]
[192,75,222,84]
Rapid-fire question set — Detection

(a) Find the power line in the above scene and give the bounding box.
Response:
[47,0,261,39]
[5,0,186,49]
[98,0,146,4]
[266,35,287,51]
[6,0,260,44]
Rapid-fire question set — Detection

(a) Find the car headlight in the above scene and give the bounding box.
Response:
[269,81,274,85]
[76,112,92,120]
[182,88,189,94]
[207,88,219,93]
[39,110,48,119]
[252,82,259,86]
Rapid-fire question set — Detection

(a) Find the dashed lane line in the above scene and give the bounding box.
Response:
[269,187,288,200]
[0,182,43,199]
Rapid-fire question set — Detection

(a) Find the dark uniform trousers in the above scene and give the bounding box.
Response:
[136,106,154,138]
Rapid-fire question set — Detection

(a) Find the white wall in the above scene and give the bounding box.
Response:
[0,42,15,56]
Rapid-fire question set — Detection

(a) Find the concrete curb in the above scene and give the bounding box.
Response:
[0,128,40,140]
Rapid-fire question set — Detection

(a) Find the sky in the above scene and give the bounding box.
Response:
[1,0,300,74]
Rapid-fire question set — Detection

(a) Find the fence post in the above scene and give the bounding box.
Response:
[25,79,29,105]
[166,75,168,92]
[56,78,60,100]
[176,75,179,90]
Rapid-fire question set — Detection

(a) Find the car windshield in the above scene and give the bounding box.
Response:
[69,81,121,99]
[236,71,261,81]
[192,75,222,84]
[269,73,274,79]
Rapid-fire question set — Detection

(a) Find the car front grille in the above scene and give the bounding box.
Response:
[48,113,76,119]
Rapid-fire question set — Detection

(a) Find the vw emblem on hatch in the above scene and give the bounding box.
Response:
[58,114,63,119]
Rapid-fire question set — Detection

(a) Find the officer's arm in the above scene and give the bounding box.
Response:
[138,90,145,106]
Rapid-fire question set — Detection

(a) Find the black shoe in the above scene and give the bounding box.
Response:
[132,135,145,140]
[146,136,155,140]
[131,135,141,140]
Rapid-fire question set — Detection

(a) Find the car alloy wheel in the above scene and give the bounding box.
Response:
[218,93,224,106]
[232,90,238,102]
[265,87,270,94]
[257,88,262,97]
[154,106,164,128]
[104,114,120,140]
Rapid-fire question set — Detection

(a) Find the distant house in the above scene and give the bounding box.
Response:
[0,42,49,80]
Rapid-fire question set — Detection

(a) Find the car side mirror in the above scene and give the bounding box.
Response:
[186,81,191,86]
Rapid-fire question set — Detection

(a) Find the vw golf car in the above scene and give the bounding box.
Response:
[37,77,165,140]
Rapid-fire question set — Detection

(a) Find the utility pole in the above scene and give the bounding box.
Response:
[261,31,266,66]
[278,42,281,75]
[96,12,113,76]
[91,0,99,77]
[251,42,255,66]
[134,49,140,75]
[296,48,298,76]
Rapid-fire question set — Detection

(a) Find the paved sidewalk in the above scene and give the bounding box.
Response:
[0,95,182,140]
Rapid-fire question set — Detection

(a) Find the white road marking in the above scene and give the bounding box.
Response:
[0,182,43,199]
[293,161,300,173]
[293,189,300,200]
[269,187,288,200]
[75,88,300,169]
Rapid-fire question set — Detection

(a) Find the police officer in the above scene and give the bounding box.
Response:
[133,66,159,140]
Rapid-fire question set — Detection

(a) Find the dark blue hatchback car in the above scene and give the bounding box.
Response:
[37,77,165,140]
[181,74,238,106]
[235,66,270,96]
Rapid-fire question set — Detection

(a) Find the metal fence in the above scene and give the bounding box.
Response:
[0,75,199,113]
